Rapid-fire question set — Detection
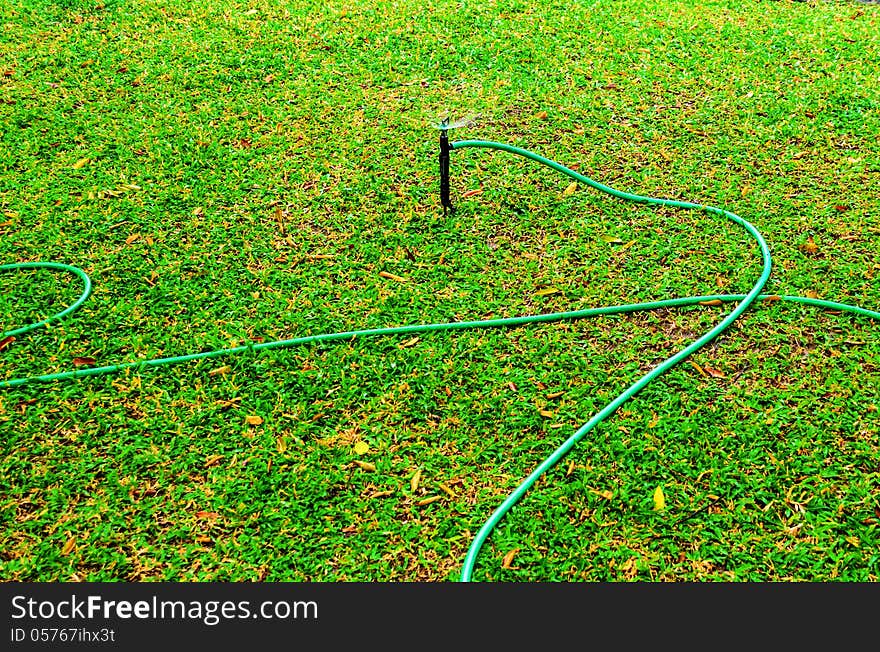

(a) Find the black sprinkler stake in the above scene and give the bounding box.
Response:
[439,128,452,216]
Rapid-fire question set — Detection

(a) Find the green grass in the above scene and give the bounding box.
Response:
[1,0,878,581]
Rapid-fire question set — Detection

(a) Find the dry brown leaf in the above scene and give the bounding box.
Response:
[539,409,555,418]
[72,356,96,367]
[379,271,408,283]
[799,237,819,255]
[0,335,15,352]
[370,490,394,499]
[208,365,231,376]
[417,496,442,506]
[566,460,575,477]
[689,361,706,377]
[204,455,223,467]
[195,511,219,520]
[806,290,819,299]
[438,483,455,498]
[125,233,140,245]
[61,536,76,556]
[546,391,564,399]
[462,188,483,198]
[245,415,263,426]
[698,299,723,306]
[399,336,420,348]
[536,110,548,120]
[703,366,726,379]
[501,548,519,569]
[410,469,422,493]
[354,460,376,472]
[590,488,613,500]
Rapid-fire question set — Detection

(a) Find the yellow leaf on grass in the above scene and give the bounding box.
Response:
[501,548,519,569]
[379,271,407,283]
[245,415,263,426]
[410,469,422,493]
[399,336,420,348]
[61,536,76,556]
[653,485,666,511]
[535,287,560,297]
[590,488,613,500]
[438,483,455,498]
[125,233,140,245]
[600,235,623,244]
[72,158,90,169]
[353,441,370,455]
[354,460,376,472]
[562,181,578,197]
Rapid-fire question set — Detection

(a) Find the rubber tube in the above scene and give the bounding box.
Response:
[2,141,877,582]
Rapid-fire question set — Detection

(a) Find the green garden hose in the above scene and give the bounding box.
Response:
[2,139,878,582]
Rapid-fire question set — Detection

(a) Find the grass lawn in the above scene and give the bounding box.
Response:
[1,0,878,581]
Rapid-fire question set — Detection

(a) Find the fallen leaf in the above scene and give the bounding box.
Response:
[462,188,483,198]
[806,290,819,299]
[354,460,376,472]
[245,415,263,426]
[833,205,848,212]
[61,536,76,556]
[536,110,548,120]
[125,233,140,245]
[276,437,287,453]
[195,535,211,543]
[703,366,725,379]
[438,483,455,498]
[546,391,564,399]
[204,455,224,467]
[208,365,231,376]
[410,469,422,493]
[501,548,519,569]
[562,181,578,197]
[799,236,819,255]
[379,270,407,282]
[195,511,219,520]
[72,356,96,367]
[539,409,555,418]
[353,441,370,455]
[590,488,613,500]
[653,485,666,511]
[0,335,15,352]
[192,206,204,216]
[689,361,706,377]
[417,496,442,506]
[698,299,723,306]
[600,235,624,244]
[72,158,90,169]
[566,460,575,477]
[370,490,393,499]
[535,287,561,297]
[399,336,420,348]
